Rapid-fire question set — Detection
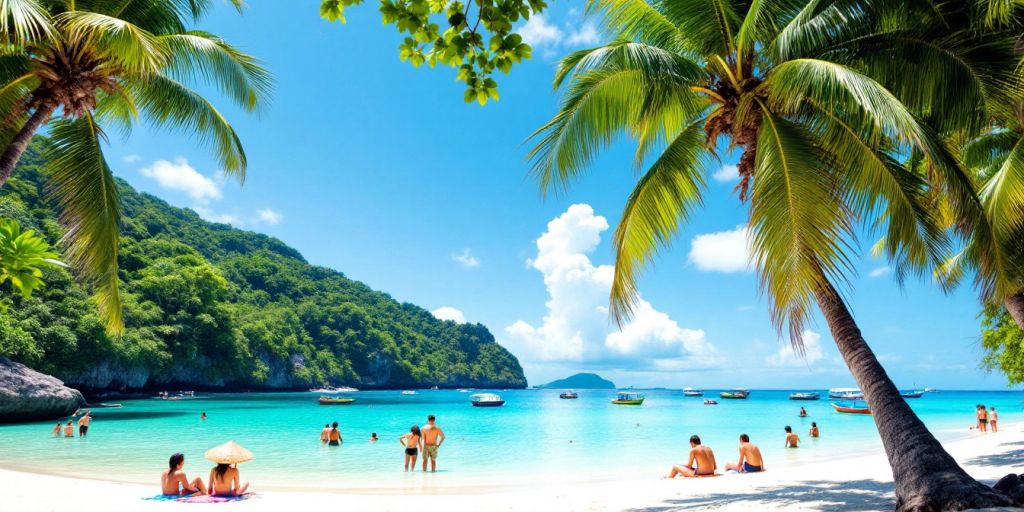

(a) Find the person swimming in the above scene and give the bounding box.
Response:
[200,412,207,421]
[784,426,800,448]
[400,425,422,472]
[725,434,764,473]
[208,463,249,497]
[320,423,331,444]
[328,421,342,446]
[161,453,207,496]
[799,407,807,417]
[665,435,717,478]
[809,422,820,438]
[369,432,378,442]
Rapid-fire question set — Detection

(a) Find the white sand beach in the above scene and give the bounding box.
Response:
[1,425,1022,511]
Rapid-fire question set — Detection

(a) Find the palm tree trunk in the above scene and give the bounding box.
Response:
[1003,292,1024,330]
[0,103,57,188]
[814,281,1009,511]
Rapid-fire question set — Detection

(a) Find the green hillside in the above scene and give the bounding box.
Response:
[0,139,526,391]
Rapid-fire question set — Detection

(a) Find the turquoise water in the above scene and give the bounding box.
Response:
[0,389,1018,491]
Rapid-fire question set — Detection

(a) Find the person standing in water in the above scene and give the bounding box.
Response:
[809,422,820,438]
[320,423,331,444]
[369,433,378,442]
[421,414,445,472]
[400,425,422,472]
[77,410,91,437]
[52,422,61,436]
[784,426,800,448]
[990,407,999,432]
[200,412,207,421]
[328,421,342,446]
[161,453,207,496]
[63,420,74,437]
[799,407,807,417]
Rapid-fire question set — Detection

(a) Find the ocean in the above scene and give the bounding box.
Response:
[0,389,1017,491]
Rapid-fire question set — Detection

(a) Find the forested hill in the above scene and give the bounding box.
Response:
[0,140,526,392]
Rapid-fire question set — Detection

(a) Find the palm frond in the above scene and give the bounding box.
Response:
[552,40,703,90]
[979,133,1024,241]
[56,10,169,75]
[585,0,686,51]
[0,0,54,45]
[657,0,742,57]
[43,114,123,335]
[161,31,272,112]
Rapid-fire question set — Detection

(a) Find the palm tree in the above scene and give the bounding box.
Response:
[0,0,271,334]
[529,0,1018,508]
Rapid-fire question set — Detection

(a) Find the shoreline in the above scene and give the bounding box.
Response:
[1,424,1022,510]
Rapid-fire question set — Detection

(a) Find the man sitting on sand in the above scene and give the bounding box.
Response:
[725,434,764,473]
[784,426,799,448]
[665,435,717,478]
[161,453,207,496]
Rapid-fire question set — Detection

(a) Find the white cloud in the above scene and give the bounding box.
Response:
[139,158,221,203]
[519,15,563,47]
[566,23,600,46]
[767,329,824,366]
[452,248,481,268]
[192,206,240,226]
[123,154,142,164]
[688,225,752,273]
[869,266,891,278]
[712,164,739,183]
[256,208,283,225]
[432,306,466,323]
[504,204,719,369]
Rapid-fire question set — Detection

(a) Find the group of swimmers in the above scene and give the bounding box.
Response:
[975,405,999,432]
[51,410,91,437]
[318,414,447,472]
[160,453,250,497]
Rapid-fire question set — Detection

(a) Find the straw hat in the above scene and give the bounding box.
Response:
[204,441,253,465]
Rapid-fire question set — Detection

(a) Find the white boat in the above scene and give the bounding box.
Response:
[457,388,471,393]
[470,393,505,407]
[828,388,863,399]
[683,387,704,397]
[924,388,938,393]
[310,386,359,393]
[401,390,417,395]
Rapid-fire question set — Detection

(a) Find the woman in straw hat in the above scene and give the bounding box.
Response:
[205,441,252,497]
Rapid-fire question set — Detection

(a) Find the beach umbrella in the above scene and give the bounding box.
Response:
[204,441,253,465]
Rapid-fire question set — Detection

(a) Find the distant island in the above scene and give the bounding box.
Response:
[540,373,615,389]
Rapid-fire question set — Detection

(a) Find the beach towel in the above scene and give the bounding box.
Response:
[145,494,255,503]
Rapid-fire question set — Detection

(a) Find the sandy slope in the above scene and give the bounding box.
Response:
[1,425,1022,511]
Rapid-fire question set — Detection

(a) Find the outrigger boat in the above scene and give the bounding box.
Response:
[720,389,750,399]
[318,396,356,405]
[470,393,505,407]
[683,388,704,397]
[612,392,645,405]
[832,401,871,414]
[789,392,820,400]
[559,390,579,399]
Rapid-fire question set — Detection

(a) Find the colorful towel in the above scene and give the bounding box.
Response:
[145,494,254,503]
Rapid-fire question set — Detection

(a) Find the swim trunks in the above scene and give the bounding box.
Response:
[405,447,418,456]
[743,462,762,472]
[79,426,88,436]
[328,440,340,446]
[424,445,439,460]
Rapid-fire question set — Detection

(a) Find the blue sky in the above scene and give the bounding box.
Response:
[102,0,1010,389]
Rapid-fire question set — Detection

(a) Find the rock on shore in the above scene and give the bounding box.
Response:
[0,357,85,423]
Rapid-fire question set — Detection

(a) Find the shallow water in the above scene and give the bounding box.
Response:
[0,389,1017,490]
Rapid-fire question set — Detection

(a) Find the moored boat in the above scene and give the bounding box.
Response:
[828,388,863,399]
[719,389,750,399]
[401,390,417,395]
[900,390,925,398]
[832,402,871,414]
[559,390,579,399]
[318,396,356,405]
[470,393,505,407]
[704,399,718,405]
[789,392,820,400]
[683,387,704,397]
[611,392,645,405]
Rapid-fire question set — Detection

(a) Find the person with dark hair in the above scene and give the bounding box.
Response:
[328,421,342,446]
[977,405,988,432]
[421,414,445,472]
[400,425,422,472]
[63,420,73,437]
[369,432,378,442]
[320,423,331,444]
[665,435,716,478]
[161,453,207,496]
[200,412,207,421]
[990,407,999,432]
[799,407,808,418]
[208,463,249,496]
[809,422,820,438]
[725,434,764,473]
[51,422,61,436]
[77,410,91,436]
[784,426,800,448]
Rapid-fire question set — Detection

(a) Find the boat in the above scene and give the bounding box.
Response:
[470,393,505,407]
[924,387,938,393]
[704,399,718,405]
[720,389,750,399]
[789,392,821,400]
[900,390,925,399]
[559,390,579,399]
[401,390,417,395]
[683,387,704,397]
[457,388,471,393]
[832,402,871,414]
[828,388,863,399]
[430,386,440,390]
[611,392,645,405]
[311,386,359,393]
[318,396,356,405]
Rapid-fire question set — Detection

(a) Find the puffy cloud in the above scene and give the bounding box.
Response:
[688,225,752,273]
[504,204,718,370]
[519,15,563,47]
[767,330,825,366]
[452,248,480,268]
[139,158,221,202]
[192,206,240,226]
[566,23,600,46]
[712,164,739,183]
[256,208,283,225]
[518,15,601,56]
[123,154,142,164]
[432,306,466,323]
[869,266,891,278]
